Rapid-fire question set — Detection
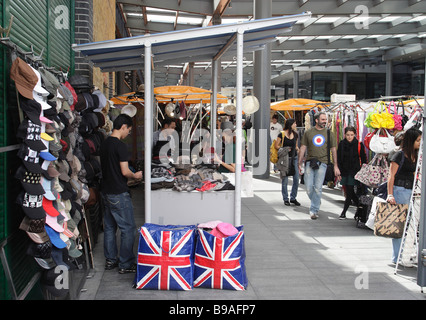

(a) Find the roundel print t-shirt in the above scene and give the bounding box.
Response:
[301,127,336,164]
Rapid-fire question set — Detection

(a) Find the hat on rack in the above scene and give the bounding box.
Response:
[19,216,49,244]
[41,176,57,201]
[19,98,42,126]
[30,66,50,97]
[92,90,107,112]
[38,69,60,98]
[69,74,92,90]
[242,95,259,115]
[17,119,46,152]
[224,104,236,115]
[10,58,38,100]
[45,225,67,249]
[17,144,42,174]
[15,165,45,195]
[121,103,137,117]
[165,102,175,118]
[17,192,45,219]
[43,197,60,218]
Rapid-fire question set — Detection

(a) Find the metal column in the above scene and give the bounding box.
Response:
[234,30,244,226]
[252,0,272,179]
[144,42,152,223]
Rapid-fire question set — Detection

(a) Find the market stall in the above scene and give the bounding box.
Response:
[73,12,312,227]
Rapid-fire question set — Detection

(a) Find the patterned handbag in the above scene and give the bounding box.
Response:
[354,154,389,188]
[374,202,408,238]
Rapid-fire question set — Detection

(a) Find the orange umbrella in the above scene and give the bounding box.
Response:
[271,98,328,111]
[111,86,228,105]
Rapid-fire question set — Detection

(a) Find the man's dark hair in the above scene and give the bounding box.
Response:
[162,118,176,127]
[113,114,133,130]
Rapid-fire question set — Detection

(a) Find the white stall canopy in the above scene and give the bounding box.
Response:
[72,12,311,226]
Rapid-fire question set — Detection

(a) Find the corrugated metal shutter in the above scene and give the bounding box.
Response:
[8,0,72,70]
[0,0,7,300]
[0,0,74,300]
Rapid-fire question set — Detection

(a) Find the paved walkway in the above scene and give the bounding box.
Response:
[79,173,425,300]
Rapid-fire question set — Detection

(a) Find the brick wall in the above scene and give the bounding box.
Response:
[93,0,116,98]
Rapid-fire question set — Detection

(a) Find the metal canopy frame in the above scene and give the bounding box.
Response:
[73,12,311,225]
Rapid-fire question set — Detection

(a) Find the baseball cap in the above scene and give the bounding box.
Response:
[17,192,45,219]
[45,214,65,233]
[41,176,57,201]
[10,58,37,100]
[19,216,49,244]
[43,197,60,217]
[30,66,50,97]
[19,97,42,126]
[15,165,45,195]
[45,225,67,249]
[17,119,46,152]
[40,151,57,161]
[17,144,42,174]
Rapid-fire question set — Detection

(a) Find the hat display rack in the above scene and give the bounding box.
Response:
[6,39,110,296]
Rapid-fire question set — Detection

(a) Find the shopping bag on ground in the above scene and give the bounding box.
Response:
[193,226,248,290]
[374,202,408,238]
[135,223,196,290]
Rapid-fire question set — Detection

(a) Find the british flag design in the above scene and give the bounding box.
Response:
[135,224,196,291]
[193,226,247,290]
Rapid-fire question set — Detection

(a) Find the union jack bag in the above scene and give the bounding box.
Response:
[193,226,247,290]
[135,223,196,291]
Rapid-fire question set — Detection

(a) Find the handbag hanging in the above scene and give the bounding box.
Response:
[354,154,389,188]
[370,101,395,130]
[369,128,396,154]
[389,101,403,131]
[374,202,408,238]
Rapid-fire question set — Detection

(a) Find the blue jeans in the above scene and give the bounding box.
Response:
[304,161,327,214]
[281,157,299,201]
[391,186,412,263]
[102,192,137,269]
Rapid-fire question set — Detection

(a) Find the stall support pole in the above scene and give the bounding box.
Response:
[417,56,426,289]
[144,42,152,223]
[211,59,219,151]
[234,29,244,227]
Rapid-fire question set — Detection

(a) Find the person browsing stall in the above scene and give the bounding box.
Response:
[100,114,142,274]
[386,128,421,264]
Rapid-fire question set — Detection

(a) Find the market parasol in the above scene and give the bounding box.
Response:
[270,98,327,111]
[111,85,229,105]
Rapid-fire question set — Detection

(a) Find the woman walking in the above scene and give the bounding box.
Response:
[337,126,367,219]
[387,127,422,264]
[275,118,300,206]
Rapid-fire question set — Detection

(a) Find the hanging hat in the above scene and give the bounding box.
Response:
[165,102,175,118]
[17,119,46,152]
[41,176,57,201]
[19,98,42,126]
[224,104,236,115]
[30,66,50,97]
[17,192,45,219]
[38,68,60,98]
[10,58,38,100]
[17,144,42,174]
[15,165,45,195]
[92,90,107,112]
[45,225,67,248]
[63,81,77,110]
[242,95,259,115]
[19,216,49,244]
[121,103,137,117]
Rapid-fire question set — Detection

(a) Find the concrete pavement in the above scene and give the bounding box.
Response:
[78,173,425,300]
